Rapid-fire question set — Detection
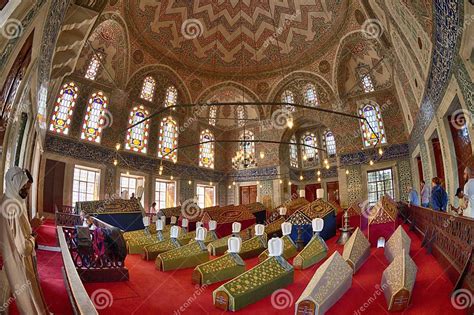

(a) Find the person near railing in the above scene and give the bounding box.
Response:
[407,186,420,206]
[0,167,50,314]
[420,180,430,208]
[463,166,474,218]
[430,177,448,212]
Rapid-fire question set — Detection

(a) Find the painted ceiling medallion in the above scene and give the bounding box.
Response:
[125,0,350,77]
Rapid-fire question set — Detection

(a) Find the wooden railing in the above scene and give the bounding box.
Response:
[57,226,98,315]
[399,203,473,291]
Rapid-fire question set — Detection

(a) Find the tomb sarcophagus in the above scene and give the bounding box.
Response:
[381,250,417,311]
[342,227,371,273]
[193,237,246,286]
[201,205,256,238]
[293,219,328,270]
[267,197,309,223]
[286,199,337,245]
[295,251,353,315]
[258,222,297,262]
[234,224,266,259]
[264,217,285,238]
[384,226,411,263]
[142,226,182,260]
[156,227,209,271]
[213,238,294,311]
[208,222,242,256]
[361,195,399,247]
[76,199,144,231]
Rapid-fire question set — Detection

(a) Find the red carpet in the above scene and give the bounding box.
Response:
[34,218,58,247]
[83,225,465,315]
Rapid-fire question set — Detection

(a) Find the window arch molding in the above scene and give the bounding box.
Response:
[358,101,387,148]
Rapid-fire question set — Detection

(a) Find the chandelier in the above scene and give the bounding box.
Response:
[232,147,257,169]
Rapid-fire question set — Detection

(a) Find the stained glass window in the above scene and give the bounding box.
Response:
[84,53,102,80]
[360,73,375,93]
[301,132,318,161]
[80,91,108,143]
[49,82,78,135]
[164,86,177,109]
[323,129,337,157]
[140,76,156,102]
[304,83,319,107]
[359,102,387,147]
[209,105,217,126]
[125,105,150,153]
[236,105,246,127]
[281,90,295,112]
[199,130,214,169]
[289,135,298,168]
[158,117,178,161]
[239,130,255,156]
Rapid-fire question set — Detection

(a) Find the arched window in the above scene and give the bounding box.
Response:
[359,102,387,147]
[125,105,150,153]
[281,90,295,112]
[360,73,375,93]
[158,117,178,161]
[199,130,214,169]
[301,132,318,161]
[84,53,103,80]
[236,105,246,127]
[164,86,177,109]
[80,91,108,143]
[323,129,337,157]
[304,83,319,107]
[239,130,255,156]
[49,82,78,135]
[289,135,298,168]
[140,76,156,102]
[209,105,217,126]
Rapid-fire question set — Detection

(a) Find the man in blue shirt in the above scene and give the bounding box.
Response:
[407,186,420,206]
[431,177,448,212]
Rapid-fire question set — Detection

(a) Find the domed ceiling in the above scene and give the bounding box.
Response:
[125,0,350,77]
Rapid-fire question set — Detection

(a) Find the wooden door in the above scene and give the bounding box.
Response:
[304,183,321,202]
[239,185,257,205]
[43,159,65,213]
[416,156,424,186]
[326,181,340,205]
[448,116,473,186]
[431,138,445,184]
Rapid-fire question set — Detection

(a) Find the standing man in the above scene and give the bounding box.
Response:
[407,186,420,206]
[0,167,50,314]
[463,167,474,218]
[431,177,448,212]
[420,180,430,208]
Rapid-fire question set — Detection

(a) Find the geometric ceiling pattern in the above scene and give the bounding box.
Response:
[125,0,349,76]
